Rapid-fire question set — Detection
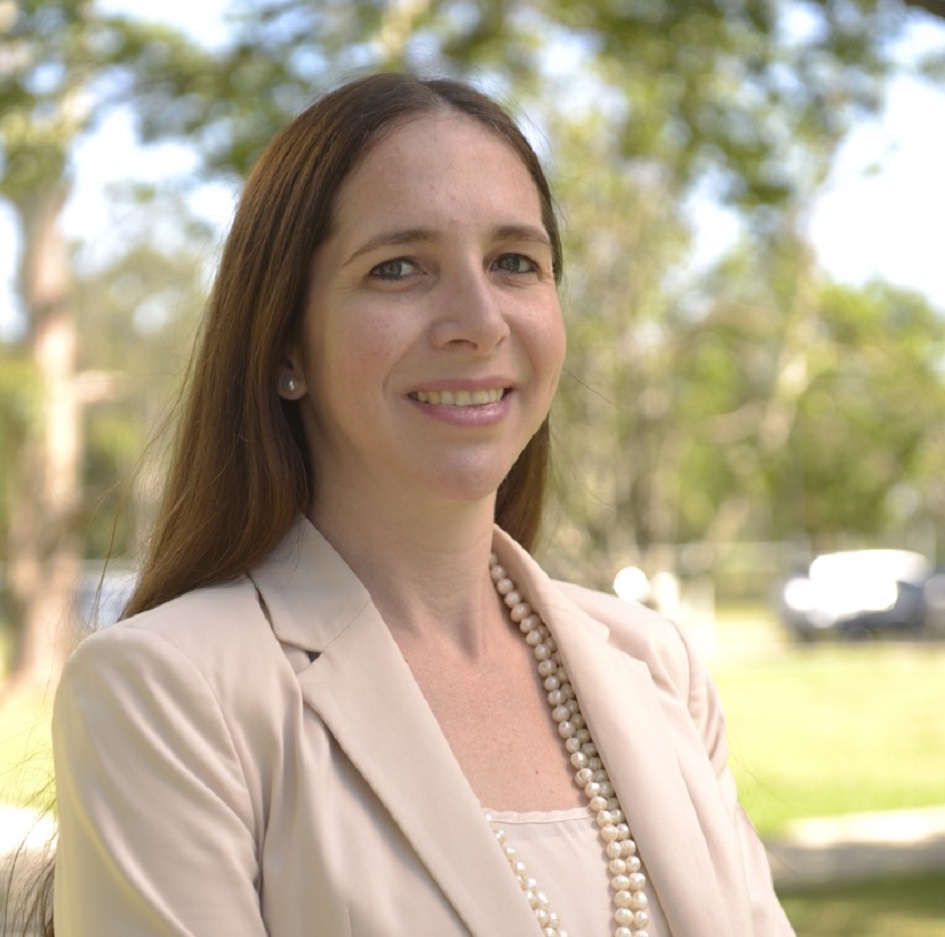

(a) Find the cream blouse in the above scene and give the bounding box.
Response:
[482,805,670,936]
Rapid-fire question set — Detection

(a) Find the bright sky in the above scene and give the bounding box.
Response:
[809,70,945,306]
[2,6,944,337]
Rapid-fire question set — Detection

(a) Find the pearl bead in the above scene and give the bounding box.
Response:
[552,705,570,723]
[487,553,648,937]
[596,810,614,828]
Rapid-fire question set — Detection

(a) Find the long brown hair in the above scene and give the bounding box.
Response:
[14,74,564,937]
[125,71,564,618]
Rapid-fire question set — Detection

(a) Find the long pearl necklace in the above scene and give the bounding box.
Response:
[487,554,650,937]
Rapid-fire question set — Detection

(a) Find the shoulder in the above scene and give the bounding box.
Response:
[494,528,698,696]
[74,575,274,664]
[553,580,692,677]
[60,576,296,733]
[553,579,728,764]
[548,578,724,738]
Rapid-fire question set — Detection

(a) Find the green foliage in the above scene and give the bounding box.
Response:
[105,0,919,210]
[788,282,945,540]
[3,0,945,608]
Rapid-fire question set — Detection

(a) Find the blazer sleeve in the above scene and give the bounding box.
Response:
[677,625,796,937]
[52,625,268,937]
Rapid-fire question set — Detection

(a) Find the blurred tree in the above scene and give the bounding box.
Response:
[2,0,944,685]
[71,190,211,560]
[673,252,945,553]
[790,281,945,545]
[108,0,945,588]
[0,0,211,688]
[120,0,934,206]
[0,0,85,686]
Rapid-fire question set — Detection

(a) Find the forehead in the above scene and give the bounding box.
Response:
[329,112,544,234]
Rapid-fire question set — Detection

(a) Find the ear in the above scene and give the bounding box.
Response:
[277,348,307,400]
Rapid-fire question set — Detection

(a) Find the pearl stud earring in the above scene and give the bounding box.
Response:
[282,375,300,395]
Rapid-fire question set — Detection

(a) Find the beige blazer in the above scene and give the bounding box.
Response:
[53,517,794,936]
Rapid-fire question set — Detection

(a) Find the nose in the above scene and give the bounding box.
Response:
[429,265,510,352]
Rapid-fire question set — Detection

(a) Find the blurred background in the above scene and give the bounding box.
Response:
[2,1,945,932]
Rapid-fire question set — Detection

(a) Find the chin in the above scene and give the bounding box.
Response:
[416,457,517,506]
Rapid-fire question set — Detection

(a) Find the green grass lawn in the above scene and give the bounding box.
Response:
[778,872,945,936]
[0,686,54,811]
[708,606,945,836]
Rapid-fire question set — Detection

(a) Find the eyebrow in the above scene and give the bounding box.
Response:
[343,223,551,267]
[344,228,436,267]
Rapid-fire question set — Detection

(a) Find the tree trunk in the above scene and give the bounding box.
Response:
[4,185,82,691]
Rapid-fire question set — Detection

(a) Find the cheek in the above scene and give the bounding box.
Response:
[534,306,567,389]
[309,310,399,386]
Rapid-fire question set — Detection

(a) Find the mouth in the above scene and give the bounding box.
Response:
[409,388,508,406]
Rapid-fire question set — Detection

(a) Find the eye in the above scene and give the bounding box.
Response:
[493,253,538,275]
[370,258,419,280]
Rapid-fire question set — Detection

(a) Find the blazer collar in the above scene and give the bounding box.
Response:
[250,517,751,937]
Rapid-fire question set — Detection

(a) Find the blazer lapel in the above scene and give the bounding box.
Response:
[249,519,541,937]
[496,530,754,937]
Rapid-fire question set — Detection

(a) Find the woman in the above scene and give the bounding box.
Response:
[50,73,794,936]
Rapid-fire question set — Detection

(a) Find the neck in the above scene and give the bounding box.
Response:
[310,487,505,657]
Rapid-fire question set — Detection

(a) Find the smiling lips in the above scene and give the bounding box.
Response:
[410,388,507,406]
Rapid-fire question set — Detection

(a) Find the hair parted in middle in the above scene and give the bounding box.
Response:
[124,71,565,620]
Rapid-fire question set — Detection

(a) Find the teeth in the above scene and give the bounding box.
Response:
[413,388,505,406]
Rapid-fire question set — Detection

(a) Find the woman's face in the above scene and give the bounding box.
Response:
[289,111,565,518]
